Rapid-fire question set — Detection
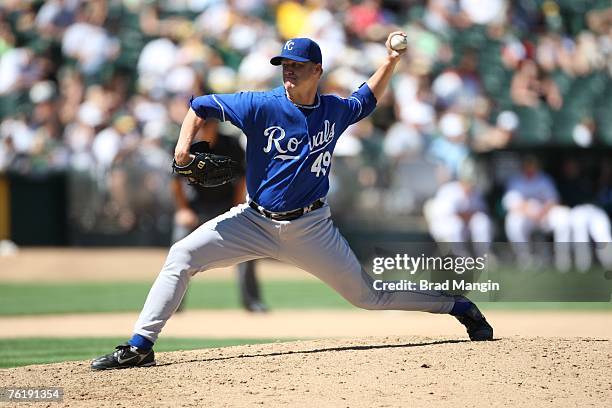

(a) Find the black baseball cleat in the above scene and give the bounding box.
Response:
[244,301,269,313]
[453,297,494,341]
[91,344,156,370]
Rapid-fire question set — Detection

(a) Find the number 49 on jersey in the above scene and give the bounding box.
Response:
[311,151,331,177]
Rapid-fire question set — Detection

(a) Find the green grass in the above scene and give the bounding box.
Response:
[0,280,352,315]
[0,337,289,369]
[0,280,610,316]
[478,302,612,311]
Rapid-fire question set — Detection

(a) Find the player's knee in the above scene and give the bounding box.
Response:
[550,206,571,229]
[345,290,385,310]
[470,212,490,230]
[505,214,528,241]
[348,297,376,310]
[162,242,195,277]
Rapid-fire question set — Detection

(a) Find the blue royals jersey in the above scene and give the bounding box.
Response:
[190,84,377,212]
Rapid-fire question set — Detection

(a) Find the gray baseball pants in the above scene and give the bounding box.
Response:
[133,203,455,342]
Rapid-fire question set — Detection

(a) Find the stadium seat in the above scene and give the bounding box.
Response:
[595,84,612,145]
[512,105,552,145]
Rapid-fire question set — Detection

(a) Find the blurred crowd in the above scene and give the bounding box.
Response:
[0,0,611,241]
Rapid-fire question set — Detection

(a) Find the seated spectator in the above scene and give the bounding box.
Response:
[570,204,612,272]
[433,49,483,113]
[510,59,562,110]
[557,158,612,272]
[424,161,492,258]
[35,0,79,39]
[502,156,571,271]
[61,2,119,76]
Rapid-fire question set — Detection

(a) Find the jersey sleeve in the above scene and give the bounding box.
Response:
[190,92,254,130]
[343,83,377,125]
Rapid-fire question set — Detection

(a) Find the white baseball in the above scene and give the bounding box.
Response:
[390,34,407,51]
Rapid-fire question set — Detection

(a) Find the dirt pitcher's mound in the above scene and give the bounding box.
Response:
[2,337,610,407]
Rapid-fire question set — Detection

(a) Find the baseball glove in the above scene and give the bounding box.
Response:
[172,141,241,188]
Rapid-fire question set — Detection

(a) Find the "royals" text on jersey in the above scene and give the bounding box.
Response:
[263,120,336,161]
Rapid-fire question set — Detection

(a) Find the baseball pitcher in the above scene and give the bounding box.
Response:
[92,33,493,370]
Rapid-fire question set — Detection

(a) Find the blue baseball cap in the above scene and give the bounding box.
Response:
[270,38,322,66]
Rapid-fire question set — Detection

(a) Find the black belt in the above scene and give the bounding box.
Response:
[249,199,325,221]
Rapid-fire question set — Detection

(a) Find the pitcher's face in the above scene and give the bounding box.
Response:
[281,60,321,92]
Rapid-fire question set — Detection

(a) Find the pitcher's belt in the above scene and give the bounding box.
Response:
[248,198,325,221]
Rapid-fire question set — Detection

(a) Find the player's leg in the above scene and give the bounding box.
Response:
[424,200,470,257]
[283,208,452,312]
[543,205,571,272]
[281,206,492,340]
[133,204,276,341]
[91,204,277,370]
[585,205,612,269]
[237,260,268,312]
[468,211,493,257]
[505,212,535,267]
[171,213,200,313]
[433,214,471,257]
[570,205,592,272]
